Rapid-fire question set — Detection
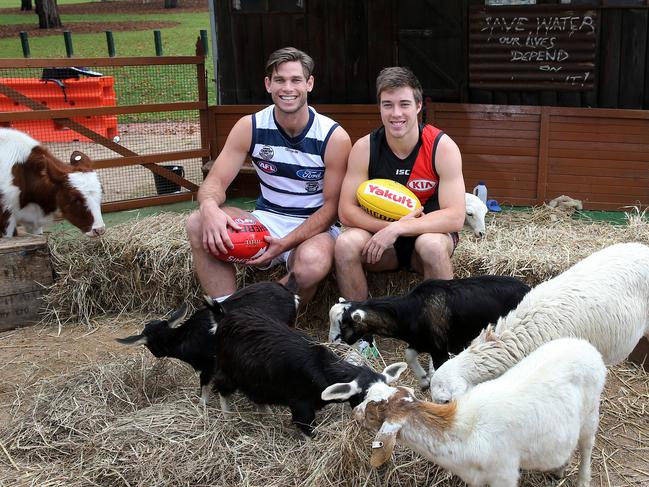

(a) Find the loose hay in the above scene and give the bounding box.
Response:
[1,321,647,487]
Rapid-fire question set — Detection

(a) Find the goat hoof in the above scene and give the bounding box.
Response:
[419,378,431,390]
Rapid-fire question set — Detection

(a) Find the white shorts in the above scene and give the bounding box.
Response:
[251,209,340,269]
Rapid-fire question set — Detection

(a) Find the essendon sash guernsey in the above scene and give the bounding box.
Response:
[368,124,444,213]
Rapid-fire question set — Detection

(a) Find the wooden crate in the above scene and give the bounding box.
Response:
[0,235,53,331]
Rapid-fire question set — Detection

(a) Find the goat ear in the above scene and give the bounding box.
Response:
[381,362,408,384]
[115,334,147,346]
[321,380,362,402]
[338,296,346,303]
[370,421,402,468]
[351,310,364,323]
[167,303,189,328]
[203,295,226,318]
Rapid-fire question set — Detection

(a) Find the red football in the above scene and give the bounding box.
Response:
[211,218,270,263]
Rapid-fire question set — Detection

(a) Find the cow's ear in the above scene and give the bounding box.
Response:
[70,151,91,167]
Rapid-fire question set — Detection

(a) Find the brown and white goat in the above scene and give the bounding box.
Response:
[324,338,606,487]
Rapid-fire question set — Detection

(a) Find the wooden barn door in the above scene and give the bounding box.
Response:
[395,0,468,103]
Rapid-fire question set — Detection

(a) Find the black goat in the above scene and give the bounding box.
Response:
[205,301,406,436]
[331,275,530,389]
[116,280,299,404]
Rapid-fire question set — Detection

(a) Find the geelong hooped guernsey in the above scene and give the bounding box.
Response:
[369,124,444,213]
[249,105,339,218]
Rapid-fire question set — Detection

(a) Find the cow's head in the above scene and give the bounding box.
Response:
[50,150,105,237]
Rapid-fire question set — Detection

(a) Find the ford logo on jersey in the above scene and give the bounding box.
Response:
[256,161,278,174]
[407,179,436,192]
[296,169,324,181]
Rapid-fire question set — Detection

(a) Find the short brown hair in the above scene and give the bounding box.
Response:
[376,67,423,105]
[265,47,314,79]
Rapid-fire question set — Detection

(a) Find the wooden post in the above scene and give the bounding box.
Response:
[105,30,115,57]
[154,30,163,56]
[535,107,550,205]
[19,31,31,58]
[63,30,74,58]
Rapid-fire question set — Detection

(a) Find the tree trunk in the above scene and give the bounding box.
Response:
[21,0,32,11]
[164,0,178,8]
[34,0,62,29]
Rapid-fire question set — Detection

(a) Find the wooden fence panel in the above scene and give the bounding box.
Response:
[430,103,541,206]
[210,102,649,211]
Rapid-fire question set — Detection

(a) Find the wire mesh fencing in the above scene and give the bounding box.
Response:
[0,57,208,208]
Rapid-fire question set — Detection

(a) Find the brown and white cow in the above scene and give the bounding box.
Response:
[0,127,105,238]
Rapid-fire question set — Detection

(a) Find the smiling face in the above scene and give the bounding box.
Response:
[265,61,313,115]
[379,86,422,141]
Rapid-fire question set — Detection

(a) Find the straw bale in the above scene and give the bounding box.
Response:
[44,205,649,326]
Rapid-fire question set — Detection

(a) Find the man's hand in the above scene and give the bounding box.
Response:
[246,234,288,267]
[362,207,422,264]
[200,202,243,256]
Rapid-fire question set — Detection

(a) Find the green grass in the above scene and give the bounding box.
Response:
[0,2,216,105]
[0,0,93,6]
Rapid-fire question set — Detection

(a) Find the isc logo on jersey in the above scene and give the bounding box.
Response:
[407,179,436,192]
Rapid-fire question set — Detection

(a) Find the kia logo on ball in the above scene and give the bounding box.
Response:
[407,179,436,191]
[256,161,278,174]
[296,169,324,181]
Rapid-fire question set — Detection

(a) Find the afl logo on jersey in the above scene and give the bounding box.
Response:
[296,168,325,181]
[256,161,277,174]
[259,146,274,161]
[407,179,436,192]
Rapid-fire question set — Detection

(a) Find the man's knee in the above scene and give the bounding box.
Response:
[414,233,453,265]
[186,211,202,245]
[335,229,370,263]
[292,235,335,281]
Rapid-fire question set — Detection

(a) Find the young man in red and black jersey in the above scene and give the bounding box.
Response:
[335,67,465,302]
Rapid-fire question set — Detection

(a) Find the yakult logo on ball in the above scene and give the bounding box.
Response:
[407,179,436,192]
[365,184,416,209]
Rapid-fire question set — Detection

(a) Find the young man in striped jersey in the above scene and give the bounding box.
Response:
[187,47,352,304]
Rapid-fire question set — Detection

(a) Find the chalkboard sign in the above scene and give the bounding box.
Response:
[469,6,598,91]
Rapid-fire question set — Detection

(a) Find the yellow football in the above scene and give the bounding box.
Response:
[356,179,422,221]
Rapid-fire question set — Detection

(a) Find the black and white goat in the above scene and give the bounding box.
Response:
[116,280,299,404]
[329,276,530,389]
[205,299,407,436]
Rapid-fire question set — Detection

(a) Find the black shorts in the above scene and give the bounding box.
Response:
[393,232,460,271]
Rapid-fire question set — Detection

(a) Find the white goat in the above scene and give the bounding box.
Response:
[464,192,488,237]
[329,338,606,487]
[430,241,649,403]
